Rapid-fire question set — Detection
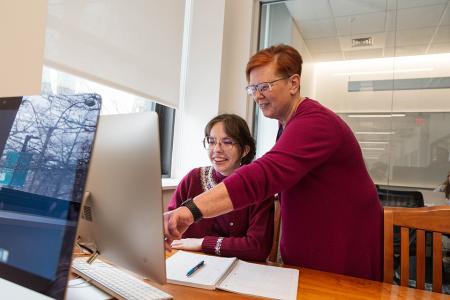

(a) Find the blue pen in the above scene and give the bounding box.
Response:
[186,260,205,277]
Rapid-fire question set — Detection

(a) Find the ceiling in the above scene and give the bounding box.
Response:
[285,0,450,61]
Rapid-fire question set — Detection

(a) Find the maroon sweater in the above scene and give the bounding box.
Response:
[168,166,274,261]
[224,98,383,281]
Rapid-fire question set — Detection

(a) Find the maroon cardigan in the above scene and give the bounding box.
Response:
[168,167,274,261]
[224,98,383,281]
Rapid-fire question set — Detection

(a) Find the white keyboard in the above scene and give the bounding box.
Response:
[71,257,172,300]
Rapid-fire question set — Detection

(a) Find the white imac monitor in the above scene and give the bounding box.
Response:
[76,112,167,284]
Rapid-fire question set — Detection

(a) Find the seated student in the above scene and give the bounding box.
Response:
[168,114,274,261]
[434,170,450,200]
[434,170,450,294]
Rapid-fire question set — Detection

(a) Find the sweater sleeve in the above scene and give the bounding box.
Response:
[200,197,274,261]
[224,110,342,210]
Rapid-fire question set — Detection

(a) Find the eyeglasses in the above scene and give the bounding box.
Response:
[245,77,289,98]
[203,136,237,150]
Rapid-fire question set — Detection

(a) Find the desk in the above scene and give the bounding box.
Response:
[144,264,450,300]
[71,251,450,299]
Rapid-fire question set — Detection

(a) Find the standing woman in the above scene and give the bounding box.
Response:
[165,44,383,281]
[167,114,274,262]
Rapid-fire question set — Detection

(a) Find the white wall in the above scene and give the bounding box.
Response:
[162,188,175,211]
[0,0,47,97]
[218,0,256,119]
[172,0,226,179]
[172,0,257,179]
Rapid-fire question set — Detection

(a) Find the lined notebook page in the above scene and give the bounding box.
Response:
[165,251,237,290]
[217,260,299,300]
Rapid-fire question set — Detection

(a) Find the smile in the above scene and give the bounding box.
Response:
[213,158,228,163]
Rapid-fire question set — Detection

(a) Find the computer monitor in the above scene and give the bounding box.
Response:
[0,94,101,299]
[76,112,167,284]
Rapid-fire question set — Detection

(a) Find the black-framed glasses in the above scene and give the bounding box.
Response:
[245,77,289,98]
[203,136,237,150]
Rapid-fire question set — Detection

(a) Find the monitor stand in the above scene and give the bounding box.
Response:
[75,192,100,264]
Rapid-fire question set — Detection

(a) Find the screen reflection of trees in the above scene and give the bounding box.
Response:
[0,94,101,202]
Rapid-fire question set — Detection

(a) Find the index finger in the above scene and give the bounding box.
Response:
[164,236,172,252]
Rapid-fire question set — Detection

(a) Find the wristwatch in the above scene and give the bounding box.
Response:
[181,198,203,223]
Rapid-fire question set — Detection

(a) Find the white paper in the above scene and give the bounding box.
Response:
[66,278,112,300]
[217,260,299,300]
[165,251,237,290]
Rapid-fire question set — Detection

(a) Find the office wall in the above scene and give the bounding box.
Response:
[0,0,47,97]
[173,0,258,179]
[172,0,226,179]
[162,188,175,211]
[218,0,256,119]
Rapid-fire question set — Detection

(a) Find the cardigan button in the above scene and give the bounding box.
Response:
[229,222,234,226]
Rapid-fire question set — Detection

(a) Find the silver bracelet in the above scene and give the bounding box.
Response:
[214,237,224,256]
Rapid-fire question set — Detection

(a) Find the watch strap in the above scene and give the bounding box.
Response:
[181,198,203,223]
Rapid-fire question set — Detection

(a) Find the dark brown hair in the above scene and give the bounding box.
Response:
[204,114,256,165]
[246,44,303,81]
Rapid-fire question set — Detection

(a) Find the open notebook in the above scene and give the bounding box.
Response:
[166,251,299,300]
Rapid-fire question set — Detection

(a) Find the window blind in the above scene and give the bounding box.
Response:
[44,0,185,108]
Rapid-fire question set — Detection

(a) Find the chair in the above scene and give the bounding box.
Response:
[384,206,450,293]
[377,187,424,208]
[267,194,281,263]
[377,187,424,279]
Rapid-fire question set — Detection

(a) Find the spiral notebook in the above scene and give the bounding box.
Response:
[166,251,299,300]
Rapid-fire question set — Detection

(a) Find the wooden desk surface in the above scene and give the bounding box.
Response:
[72,251,450,299]
[145,264,450,300]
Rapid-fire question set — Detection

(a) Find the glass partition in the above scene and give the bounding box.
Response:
[256,0,450,195]
[340,112,450,188]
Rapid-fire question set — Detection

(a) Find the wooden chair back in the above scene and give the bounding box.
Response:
[267,195,281,263]
[384,205,450,292]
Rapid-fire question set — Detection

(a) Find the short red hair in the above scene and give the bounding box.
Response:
[246,44,303,82]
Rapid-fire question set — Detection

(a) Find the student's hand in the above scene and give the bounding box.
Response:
[163,207,194,251]
[171,238,204,251]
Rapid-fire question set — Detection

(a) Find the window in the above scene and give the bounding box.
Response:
[41,67,175,177]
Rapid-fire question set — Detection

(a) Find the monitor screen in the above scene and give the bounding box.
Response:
[0,94,101,299]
